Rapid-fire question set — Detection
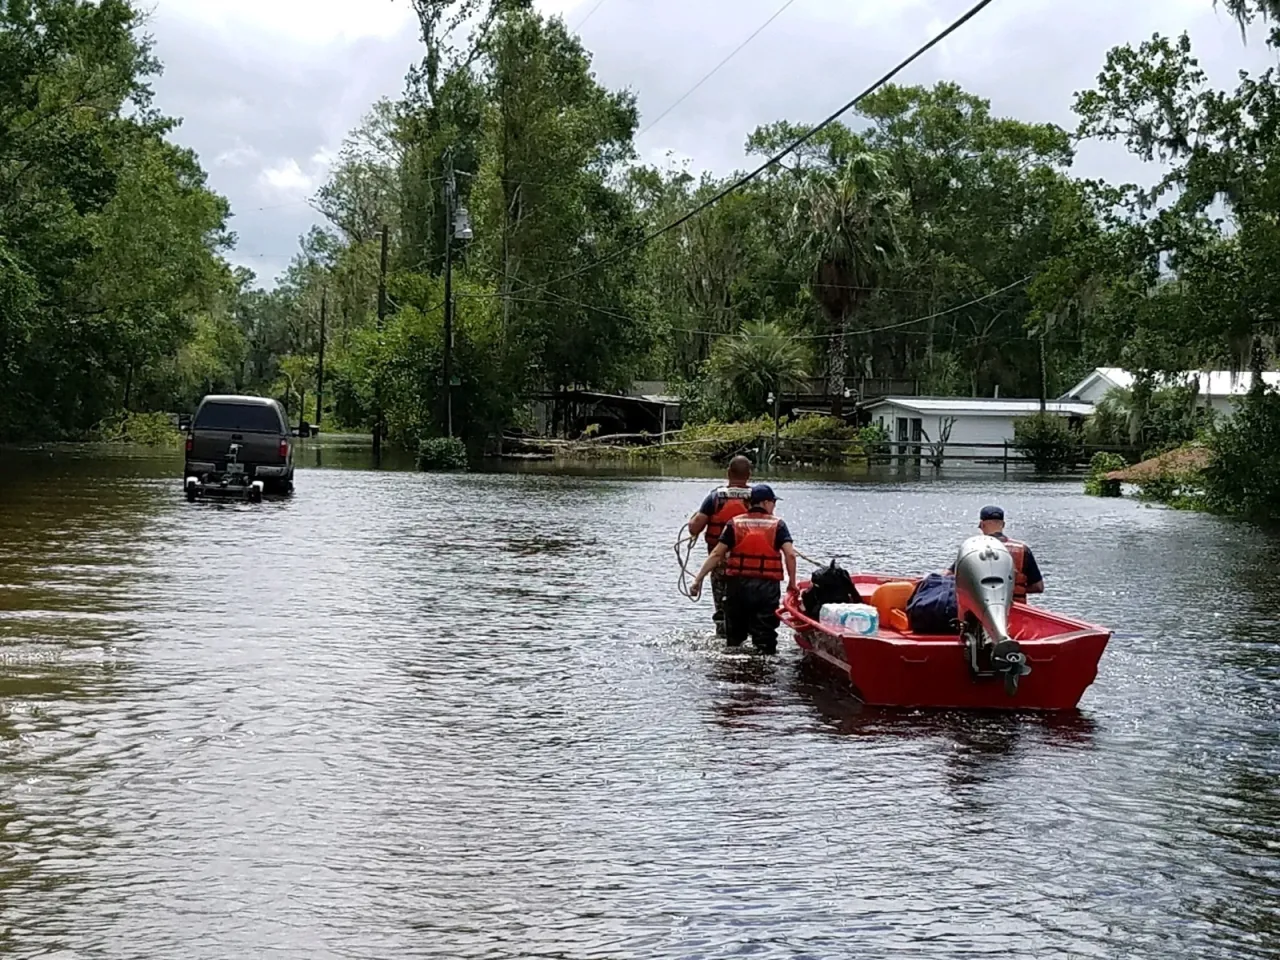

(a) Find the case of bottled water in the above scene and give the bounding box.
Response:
[818,602,880,636]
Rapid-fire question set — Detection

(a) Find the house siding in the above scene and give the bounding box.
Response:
[867,403,1083,461]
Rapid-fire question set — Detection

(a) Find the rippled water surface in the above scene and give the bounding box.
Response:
[1,443,1277,959]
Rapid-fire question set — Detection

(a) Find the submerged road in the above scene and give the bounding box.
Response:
[1,445,1277,959]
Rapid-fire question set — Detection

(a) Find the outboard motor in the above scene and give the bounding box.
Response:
[953,534,1031,696]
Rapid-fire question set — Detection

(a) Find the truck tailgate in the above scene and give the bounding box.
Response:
[191,430,283,469]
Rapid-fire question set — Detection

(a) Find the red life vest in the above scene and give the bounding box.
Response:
[704,485,750,548]
[723,515,784,581]
[1001,538,1029,600]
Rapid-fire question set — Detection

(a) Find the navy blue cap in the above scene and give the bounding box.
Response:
[979,505,1004,521]
[750,483,780,504]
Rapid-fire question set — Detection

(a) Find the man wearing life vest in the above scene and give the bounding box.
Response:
[689,483,798,654]
[685,455,753,637]
[969,505,1044,600]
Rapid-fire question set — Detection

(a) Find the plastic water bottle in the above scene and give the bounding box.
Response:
[819,602,880,636]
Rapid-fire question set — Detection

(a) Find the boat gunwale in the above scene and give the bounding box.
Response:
[779,573,1114,647]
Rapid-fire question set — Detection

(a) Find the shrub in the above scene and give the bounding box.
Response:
[858,422,889,446]
[779,414,856,442]
[857,423,890,463]
[1012,413,1080,473]
[1084,451,1127,496]
[417,436,468,471]
[1204,389,1280,521]
[778,414,861,463]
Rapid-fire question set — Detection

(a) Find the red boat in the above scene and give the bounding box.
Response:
[777,572,1112,711]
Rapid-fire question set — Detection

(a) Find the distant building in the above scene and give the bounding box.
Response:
[1061,367,1280,419]
[862,396,1095,459]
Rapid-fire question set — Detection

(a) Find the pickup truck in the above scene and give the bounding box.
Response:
[184,395,295,495]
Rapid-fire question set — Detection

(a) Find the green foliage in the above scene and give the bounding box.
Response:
[792,151,906,408]
[665,418,775,461]
[858,422,889,446]
[1084,394,1129,446]
[1204,390,1280,520]
[1012,413,1080,473]
[91,411,181,446]
[705,321,809,417]
[8,0,1279,521]
[0,0,233,440]
[780,414,855,442]
[417,436,468,471]
[618,414,864,465]
[1084,451,1127,495]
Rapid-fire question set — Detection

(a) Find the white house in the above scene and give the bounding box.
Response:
[863,396,1095,459]
[1062,367,1280,419]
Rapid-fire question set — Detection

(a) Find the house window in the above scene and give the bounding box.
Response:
[896,417,909,441]
[911,418,923,442]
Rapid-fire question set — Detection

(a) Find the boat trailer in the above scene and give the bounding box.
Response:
[185,443,264,503]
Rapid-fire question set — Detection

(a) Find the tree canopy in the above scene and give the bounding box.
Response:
[4,0,1278,514]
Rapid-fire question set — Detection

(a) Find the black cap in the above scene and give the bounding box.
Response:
[750,483,780,504]
[979,505,1004,521]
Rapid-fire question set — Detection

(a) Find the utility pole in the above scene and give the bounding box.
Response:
[374,224,389,458]
[315,290,326,428]
[442,147,455,438]
[1038,330,1047,413]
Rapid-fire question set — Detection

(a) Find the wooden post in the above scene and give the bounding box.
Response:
[1003,442,1008,476]
[1038,333,1047,413]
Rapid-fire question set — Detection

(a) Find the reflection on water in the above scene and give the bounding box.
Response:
[0,443,1277,959]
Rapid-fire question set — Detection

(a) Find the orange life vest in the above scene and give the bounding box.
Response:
[723,515,784,581]
[704,485,750,548]
[1001,537,1029,600]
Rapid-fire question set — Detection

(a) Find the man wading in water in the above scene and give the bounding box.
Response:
[685,455,753,637]
[689,484,798,654]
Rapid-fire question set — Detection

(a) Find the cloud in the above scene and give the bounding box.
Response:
[215,142,259,168]
[144,0,1276,287]
[257,149,336,199]
[157,0,414,45]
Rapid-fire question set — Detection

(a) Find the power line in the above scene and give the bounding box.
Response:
[670,275,1032,338]
[637,0,802,138]
[492,271,1029,342]
[509,0,998,301]
[233,199,316,215]
[572,0,609,30]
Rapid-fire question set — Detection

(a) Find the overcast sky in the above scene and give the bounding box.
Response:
[146,0,1278,287]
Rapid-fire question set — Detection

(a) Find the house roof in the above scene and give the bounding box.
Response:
[863,396,1095,417]
[1062,367,1280,400]
[545,389,679,407]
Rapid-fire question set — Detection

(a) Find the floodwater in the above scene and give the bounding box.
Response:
[1,440,1277,960]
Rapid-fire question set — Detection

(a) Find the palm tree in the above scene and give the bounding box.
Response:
[708,320,810,417]
[792,152,906,417]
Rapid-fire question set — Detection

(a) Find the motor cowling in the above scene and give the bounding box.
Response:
[954,535,1030,695]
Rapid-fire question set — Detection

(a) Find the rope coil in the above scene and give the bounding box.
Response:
[674,522,700,600]
[674,521,832,601]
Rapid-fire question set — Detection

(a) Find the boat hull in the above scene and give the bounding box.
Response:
[779,573,1111,711]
